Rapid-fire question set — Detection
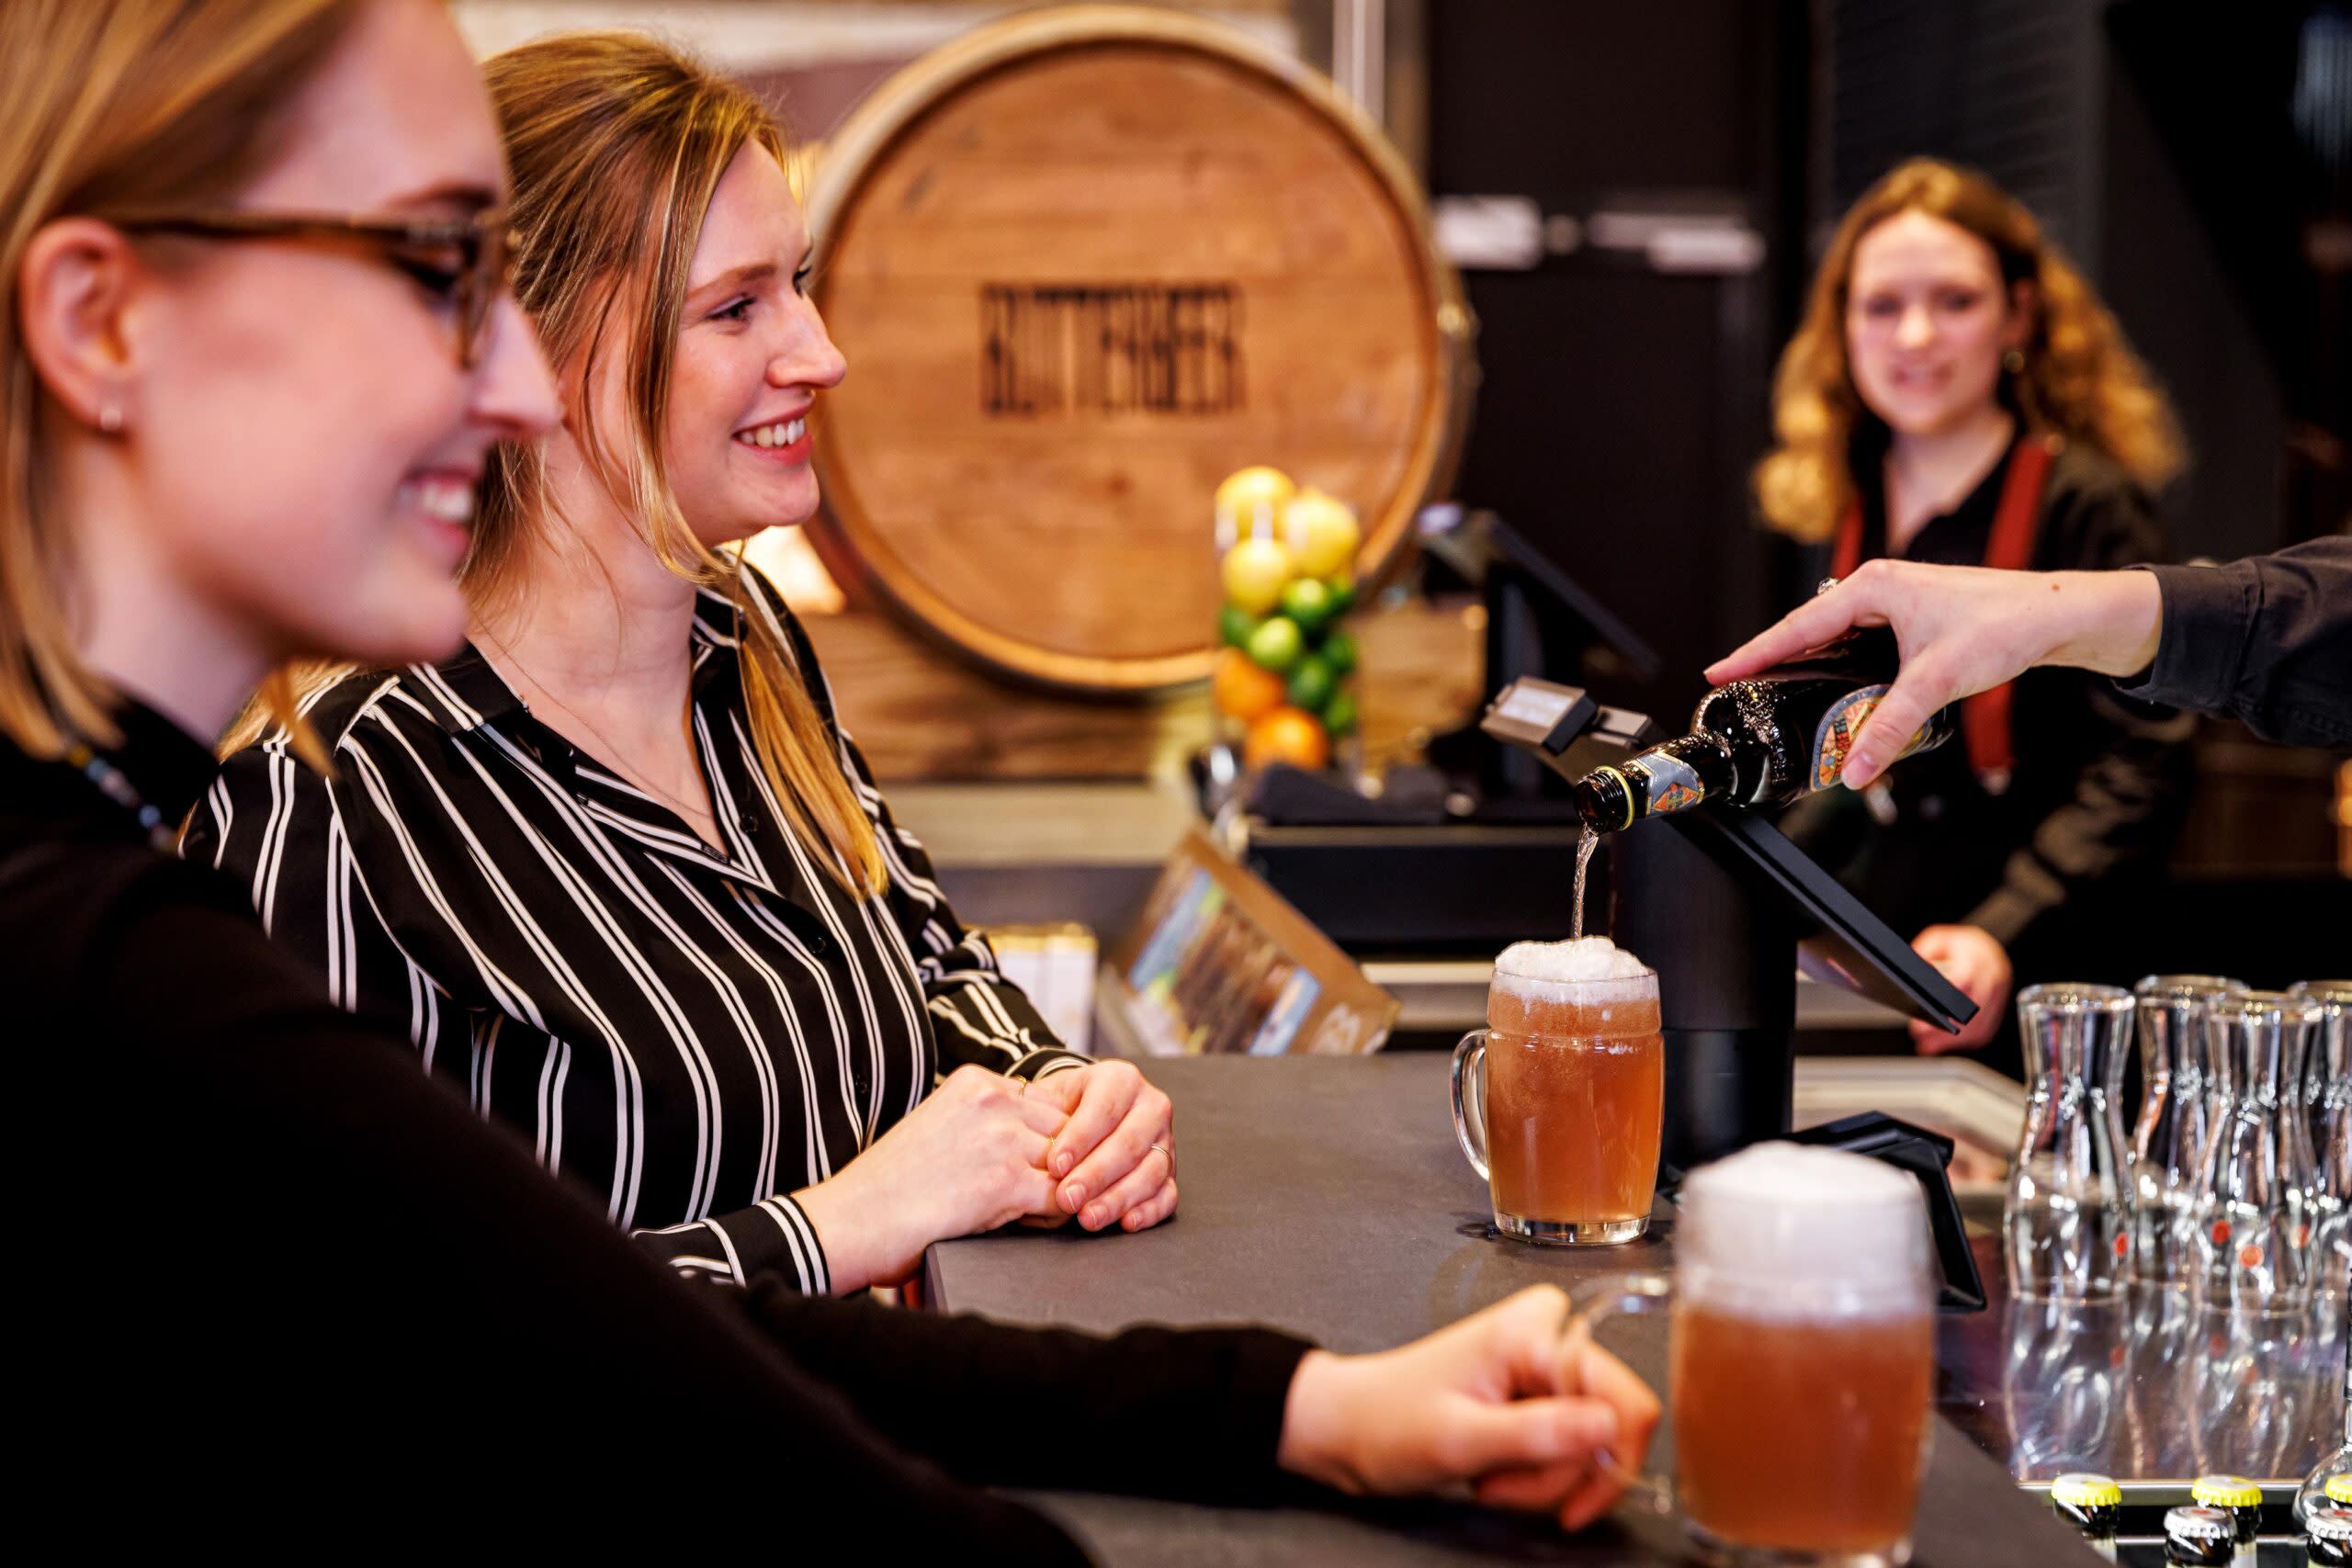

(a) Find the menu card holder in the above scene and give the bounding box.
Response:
[1100,827,1399,1058]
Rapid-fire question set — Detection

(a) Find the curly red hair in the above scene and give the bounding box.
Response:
[1756,158,2184,543]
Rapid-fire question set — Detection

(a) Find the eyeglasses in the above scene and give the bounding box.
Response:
[108,209,515,369]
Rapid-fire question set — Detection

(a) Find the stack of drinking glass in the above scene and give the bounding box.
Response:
[2002,976,2348,1311]
[2003,977,2352,1529]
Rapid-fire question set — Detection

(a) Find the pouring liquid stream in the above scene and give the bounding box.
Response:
[1571,829,1598,943]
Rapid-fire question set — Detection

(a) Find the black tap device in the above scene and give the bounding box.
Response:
[1481,674,1986,1312]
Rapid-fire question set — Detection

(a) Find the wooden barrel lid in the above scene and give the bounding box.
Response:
[805,4,1475,694]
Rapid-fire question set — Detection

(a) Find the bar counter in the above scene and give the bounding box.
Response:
[926,1055,2138,1565]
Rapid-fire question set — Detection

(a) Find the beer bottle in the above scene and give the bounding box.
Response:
[2309,1504,2352,1568]
[2192,1475,2263,1561]
[2051,1473,2122,1562]
[1571,626,1953,833]
[2165,1505,2236,1566]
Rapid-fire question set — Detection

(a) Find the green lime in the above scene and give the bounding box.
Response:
[1218,604,1261,649]
[1320,629,1358,677]
[1323,691,1359,736]
[1245,615,1304,673]
[1326,575,1357,615]
[1286,654,1335,715]
[1278,577,1337,638]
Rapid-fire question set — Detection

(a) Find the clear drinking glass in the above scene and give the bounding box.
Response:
[1451,959,1662,1245]
[1572,1144,1936,1567]
[2004,1295,2120,1479]
[2282,993,2326,1276]
[2121,1285,2202,1475]
[2130,975,2246,1288]
[2009,984,2136,1301]
[2298,1350,2352,1529]
[2196,990,2322,1311]
[2290,981,2352,1303]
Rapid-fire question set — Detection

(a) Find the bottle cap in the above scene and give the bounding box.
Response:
[2312,1505,2352,1542]
[2165,1505,2235,1561]
[2331,1473,2352,1506]
[2191,1474,2262,1508]
[2052,1473,2122,1508]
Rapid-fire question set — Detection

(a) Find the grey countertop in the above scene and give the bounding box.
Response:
[926,1054,2113,1566]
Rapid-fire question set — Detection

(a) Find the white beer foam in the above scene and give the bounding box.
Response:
[1493,938,1654,1003]
[1679,1143,1930,1319]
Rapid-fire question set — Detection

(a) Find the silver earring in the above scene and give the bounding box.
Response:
[96,402,124,434]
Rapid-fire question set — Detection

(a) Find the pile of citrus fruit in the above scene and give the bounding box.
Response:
[1212,465,1363,772]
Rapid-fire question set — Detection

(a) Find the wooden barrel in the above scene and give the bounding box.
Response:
[805,4,1475,694]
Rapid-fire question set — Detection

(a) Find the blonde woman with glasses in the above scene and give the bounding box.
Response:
[5,0,1649,1540]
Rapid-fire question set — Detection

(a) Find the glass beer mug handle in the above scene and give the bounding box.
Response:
[1451,1030,1491,1180]
[1565,1274,1676,1516]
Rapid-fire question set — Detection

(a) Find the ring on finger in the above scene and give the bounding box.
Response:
[1148,1140,1175,1179]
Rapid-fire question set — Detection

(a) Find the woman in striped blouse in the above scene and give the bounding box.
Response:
[187,29,1177,1296]
[6,2,1654,1540]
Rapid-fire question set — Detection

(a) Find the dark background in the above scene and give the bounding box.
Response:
[1420,0,2349,982]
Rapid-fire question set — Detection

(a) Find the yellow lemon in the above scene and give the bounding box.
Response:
[1285,488,1361,579]
[1221,536,1295,615]
[1216,465,1296,526]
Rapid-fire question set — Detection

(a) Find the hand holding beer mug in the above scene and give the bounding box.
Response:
[1453,938,1665,1245]
[1568,1145,1937,1567]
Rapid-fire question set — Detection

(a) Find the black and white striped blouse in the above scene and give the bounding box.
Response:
[185,571,1081,1294]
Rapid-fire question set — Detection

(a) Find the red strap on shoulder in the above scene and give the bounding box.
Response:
[1962,434,2059,787]
[1831,501,1863,581]
[1828,435,2058,790]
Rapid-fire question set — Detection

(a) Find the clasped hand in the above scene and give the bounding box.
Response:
[794,1061,1175,1293]
[1020,1058,1178,1235]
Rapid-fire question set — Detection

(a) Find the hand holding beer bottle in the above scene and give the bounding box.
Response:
[1572,625,1954,834]
[1570,618,2008,1056]
[1702,558,2165,789]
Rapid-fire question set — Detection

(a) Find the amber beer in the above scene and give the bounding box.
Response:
[1674,1308,1935,1555]
[1487,969,1663,1237]
[1668,1145,1936,1566]
[1452,941,1664,1246]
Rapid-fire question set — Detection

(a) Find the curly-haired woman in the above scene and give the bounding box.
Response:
[1754,159,2195,1057]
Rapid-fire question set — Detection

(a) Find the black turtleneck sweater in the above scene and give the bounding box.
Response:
[0,701,1307,1548]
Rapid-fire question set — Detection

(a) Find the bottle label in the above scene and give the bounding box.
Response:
[1811,685,1931,790]
[1626,751,1704,815]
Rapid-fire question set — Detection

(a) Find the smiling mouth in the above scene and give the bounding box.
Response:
[398,473,476,524]
[735,416,807,449]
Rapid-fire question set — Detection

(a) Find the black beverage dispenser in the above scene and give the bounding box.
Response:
[1479,675,1978,1170]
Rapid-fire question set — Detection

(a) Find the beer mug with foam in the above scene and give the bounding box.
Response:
[1571,1144,1937,1567]
[1451,939,1663,1245]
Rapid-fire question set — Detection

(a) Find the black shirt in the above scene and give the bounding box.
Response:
[2,703,1306,1547]
[184,571,1081,1292]
[2125,535,2352,748]
[1781,435,2195,947]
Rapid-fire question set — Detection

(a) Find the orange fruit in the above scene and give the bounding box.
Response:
[1244,706,1331,771]
[1213,647,1287,722]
